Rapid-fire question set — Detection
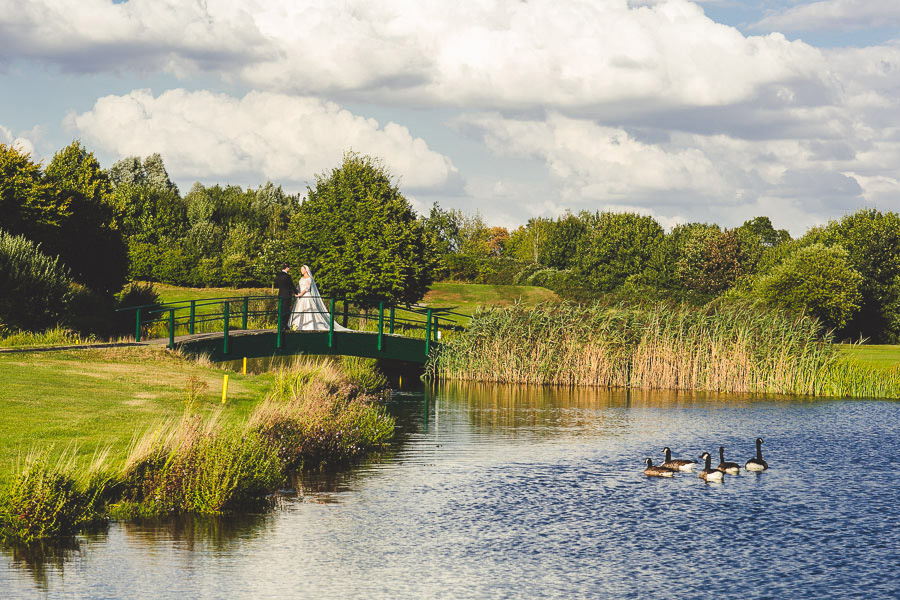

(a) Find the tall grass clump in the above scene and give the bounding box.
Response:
[112,411,283,517]
[250,358,394,469]
[430,299,845,395]
[0,449,108,544]
[0,325,89,348]
[819,358,900,399]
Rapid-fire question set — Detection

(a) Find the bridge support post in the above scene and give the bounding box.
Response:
[378,301,384,351]
[328,298,335,348]
[168,309,175,349]
[434,317,439,342]
[342,296,349,328]
[189,301,195,335]
[242,297,249,330]
[389,305,395,334]
[223,302,230,355]
[276,298,283,350]
[135,307,141,342]
[425,308,432,357]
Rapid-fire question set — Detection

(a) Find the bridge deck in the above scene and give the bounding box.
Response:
[172,328,435,364]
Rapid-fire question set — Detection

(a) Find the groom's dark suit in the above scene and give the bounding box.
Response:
[274,269,297,330]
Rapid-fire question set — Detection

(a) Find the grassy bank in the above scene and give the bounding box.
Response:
[0,349,394,543]
[430,300,900,399]
[0,346,271,478]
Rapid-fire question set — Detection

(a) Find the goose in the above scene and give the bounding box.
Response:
[717,446,740,474]
[698,452,724,482]
[745,437,768,471]
[661,447,697,472]
[643,458,676,478]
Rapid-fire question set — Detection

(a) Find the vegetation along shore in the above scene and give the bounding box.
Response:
[0,348,394,544]
[429,300,900,399]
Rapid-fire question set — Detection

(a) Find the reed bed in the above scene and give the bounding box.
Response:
[430,300,860,396]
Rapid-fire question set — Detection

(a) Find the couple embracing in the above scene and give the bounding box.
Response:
[274,264,350,331]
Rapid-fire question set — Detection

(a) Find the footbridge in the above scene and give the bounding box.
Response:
[120,295,467,364]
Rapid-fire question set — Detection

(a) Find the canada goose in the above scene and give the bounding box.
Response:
[698,452,724,482]
[717,446,740,474]
[643,458,676,477]
[745,437,768,471]
[661,447,696,472]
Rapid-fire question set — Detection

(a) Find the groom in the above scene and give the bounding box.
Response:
[274,264,299,331]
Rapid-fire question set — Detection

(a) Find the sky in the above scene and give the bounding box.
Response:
[2,0,900,235]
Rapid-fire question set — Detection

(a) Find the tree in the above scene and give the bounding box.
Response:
[539,211,589,269]
[108,153,178,195]
[285,152,435,304]
[423,203,464,256]
[505,217,552,263]
[574,212,664,291]
[754,243,863,330]
[0,229,73,330]
[0,143,69,239]
[816,209,900,342]
[45,141,127,294]
[676,226,749,295]
[737,216,791,248]
[486,226,509,257]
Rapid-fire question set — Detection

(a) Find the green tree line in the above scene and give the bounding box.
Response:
[3,140,899,343]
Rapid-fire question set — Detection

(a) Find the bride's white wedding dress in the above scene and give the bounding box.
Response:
[288,266,351,331]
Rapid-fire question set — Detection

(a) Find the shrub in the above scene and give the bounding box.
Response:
[754,243,863,330]
[117,413,283,515]
[0,450,108,544]
[114,282,163,336]
[0,229,74,330]
[251,359,394,469]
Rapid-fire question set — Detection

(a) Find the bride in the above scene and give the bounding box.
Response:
[288,265,350,331]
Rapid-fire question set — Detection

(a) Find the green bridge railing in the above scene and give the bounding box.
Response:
[118,295,469,361]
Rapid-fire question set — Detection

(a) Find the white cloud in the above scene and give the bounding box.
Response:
[66,89,459,191]
[0,124,35,156]
[452,111,897,234]
[2,0,824,112]
[752,0,900,32]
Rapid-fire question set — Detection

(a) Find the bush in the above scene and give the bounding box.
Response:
[0,451,107,544]
[114,282,163,336]
[117,414,283,515]
[0,229,74,330]
[754,243,863,331]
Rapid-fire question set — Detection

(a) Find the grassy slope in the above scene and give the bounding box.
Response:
[422,282,559,320]
[837,344,900,369]
[0,346,272,480]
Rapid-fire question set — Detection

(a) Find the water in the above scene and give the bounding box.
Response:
[3,384,899,599]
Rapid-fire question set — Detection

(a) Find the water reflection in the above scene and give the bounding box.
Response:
[7,537,85,592]
[119,513,273,554]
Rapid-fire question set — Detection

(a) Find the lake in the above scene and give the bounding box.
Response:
[3,383,898,599]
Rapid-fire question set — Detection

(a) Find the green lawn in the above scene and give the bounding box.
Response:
[153,283,272,305]
[837,344,900,369]
[422,282,558,320]
[0,346,273,481]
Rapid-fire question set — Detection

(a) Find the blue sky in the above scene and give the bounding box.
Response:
[2,0,900,235]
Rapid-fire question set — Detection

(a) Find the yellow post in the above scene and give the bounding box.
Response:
[221,374,229,404]
[398,375,402,389]
[242,357,247,375]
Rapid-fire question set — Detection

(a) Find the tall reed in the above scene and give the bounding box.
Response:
[0,448,109,543]
[249,358,394,469]
[430,300,849,396]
